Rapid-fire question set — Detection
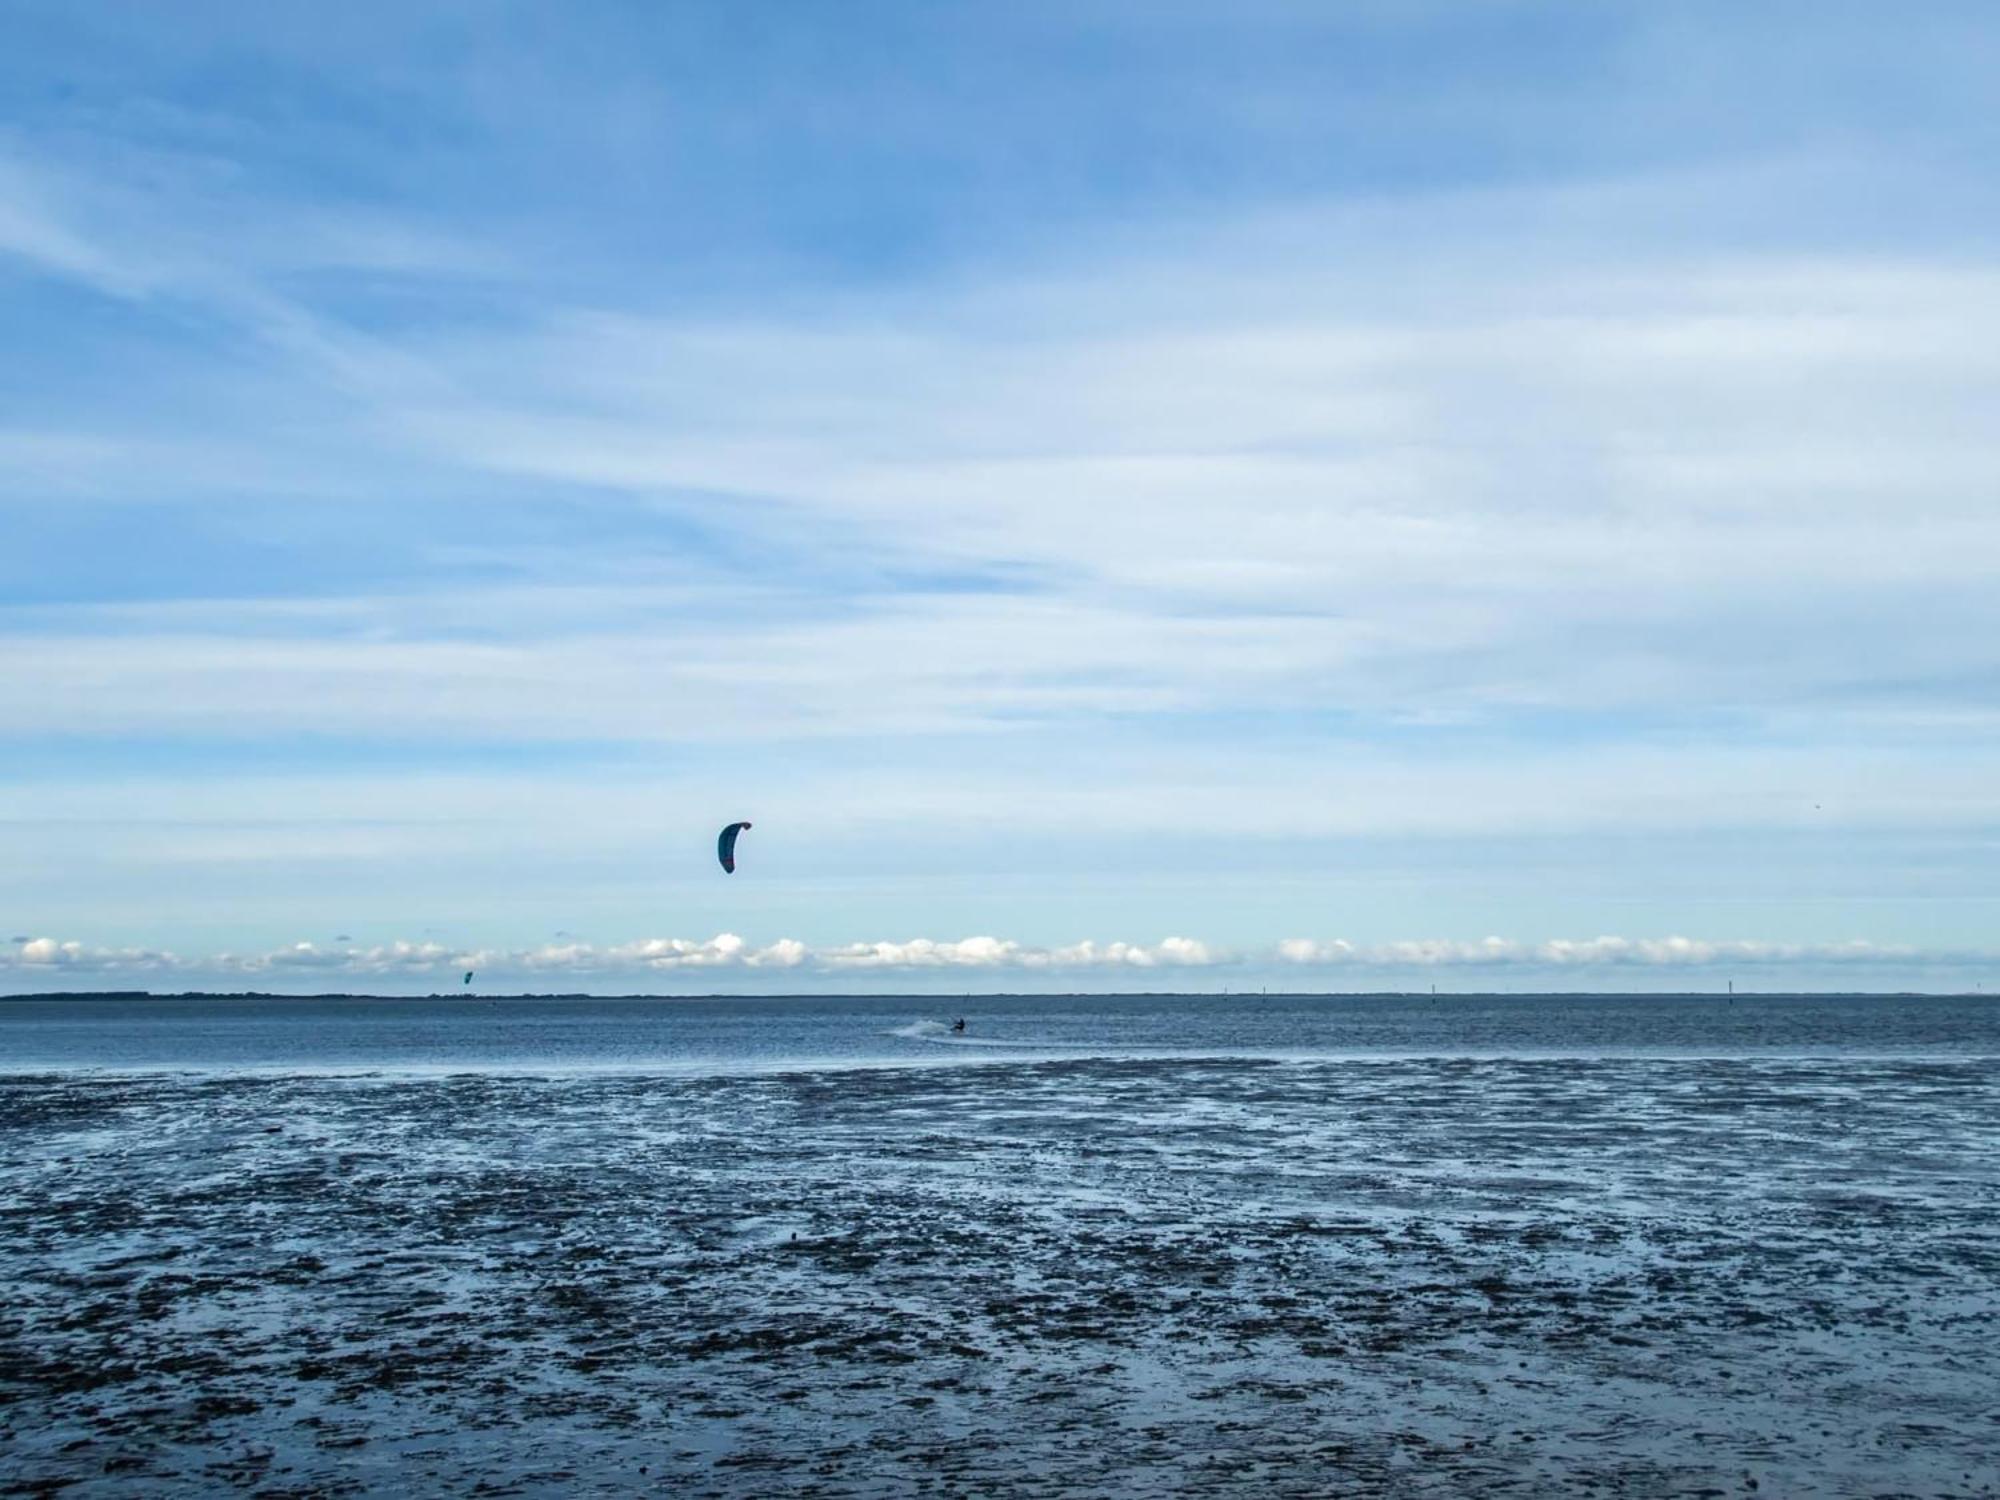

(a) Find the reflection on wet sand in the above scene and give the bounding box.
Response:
[3,1057,1996,1496]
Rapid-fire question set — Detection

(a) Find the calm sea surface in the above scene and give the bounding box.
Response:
[3,990,1996,1072]
[3,994,1997,1497]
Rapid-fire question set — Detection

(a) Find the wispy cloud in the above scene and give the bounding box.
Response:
[9,247,1999,744]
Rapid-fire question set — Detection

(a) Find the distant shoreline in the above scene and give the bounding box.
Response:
[1,989,1986,1002]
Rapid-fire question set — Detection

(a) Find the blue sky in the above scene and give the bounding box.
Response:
[4,2,1999,991]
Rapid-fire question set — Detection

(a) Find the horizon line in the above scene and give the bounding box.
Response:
[4,988,1991,1003]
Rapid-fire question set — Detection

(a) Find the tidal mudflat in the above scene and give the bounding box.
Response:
[4,1033,1997,1497]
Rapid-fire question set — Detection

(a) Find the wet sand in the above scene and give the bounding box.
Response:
[3,1056,1997,1496]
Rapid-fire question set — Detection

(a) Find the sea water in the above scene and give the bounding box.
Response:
[3,993,1996,1495]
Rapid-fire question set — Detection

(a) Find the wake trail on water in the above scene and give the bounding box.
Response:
[885,1020,1111,1050]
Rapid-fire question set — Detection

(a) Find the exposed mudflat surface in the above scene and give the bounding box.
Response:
[3,1054,1997,1497]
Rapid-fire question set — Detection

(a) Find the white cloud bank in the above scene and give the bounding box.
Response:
[2,932,1964,988]
[0,933,1213,978]
[1275,936,1909,968]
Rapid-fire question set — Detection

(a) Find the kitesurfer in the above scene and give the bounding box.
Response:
[951,1017,966,1034]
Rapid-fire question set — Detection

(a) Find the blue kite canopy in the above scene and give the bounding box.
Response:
[717,820,752,873]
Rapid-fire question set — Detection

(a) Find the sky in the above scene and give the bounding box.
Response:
[4,1,1999,993]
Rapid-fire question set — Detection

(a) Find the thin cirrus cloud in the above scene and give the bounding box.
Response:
[9,232,2000,747]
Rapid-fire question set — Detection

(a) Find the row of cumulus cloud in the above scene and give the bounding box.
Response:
[3,933,1933,976]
